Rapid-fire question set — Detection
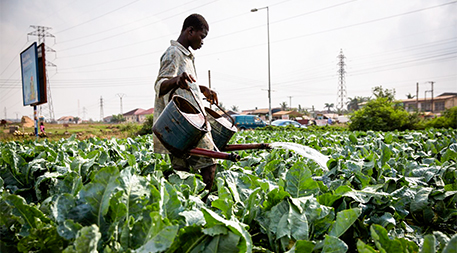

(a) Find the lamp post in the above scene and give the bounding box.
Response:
[251,6,272,124]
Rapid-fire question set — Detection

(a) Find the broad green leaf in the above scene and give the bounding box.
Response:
[357,239,378,253]
[63,224,101,253]
[78,166,120,227]
[443,234,457,253]
[159,180,184,222]
[6,194,51,230]
[211,177,234,219]
[420,234,436,253]
[166,225,205,252]
[294,240,316,253]
[329,208,362,238]
[411,187,433,213]
[132,211,178,253]
[370,224,403,253]
[285,162,318,198]
[204,231,241,253]
[202,207,253,253]
[322,235,348,253]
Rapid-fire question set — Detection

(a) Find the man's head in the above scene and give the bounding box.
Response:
[180,14,209,50]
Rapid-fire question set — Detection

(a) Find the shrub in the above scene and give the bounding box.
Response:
[349,98,412,131]
[137,114,154,135]
[423,106,457,129]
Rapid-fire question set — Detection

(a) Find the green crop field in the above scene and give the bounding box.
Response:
[1,128,456,252]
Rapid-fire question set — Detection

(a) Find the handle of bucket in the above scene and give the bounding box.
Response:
[188,86,208,128]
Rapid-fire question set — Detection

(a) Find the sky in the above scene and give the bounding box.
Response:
[1,0,456,121]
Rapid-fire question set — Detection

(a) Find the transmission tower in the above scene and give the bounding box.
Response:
[100,96,104,121]
[27,25,56,122]
[336,49,347,111]
[117,93,126,114]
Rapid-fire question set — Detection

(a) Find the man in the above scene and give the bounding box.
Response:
[153,14,218,197]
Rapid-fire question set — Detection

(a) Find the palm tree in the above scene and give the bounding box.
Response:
[280,102,288,111]
[406,93,415,99]
[324,103,334,113]
[231,105,239,112]
[346,96,370,111]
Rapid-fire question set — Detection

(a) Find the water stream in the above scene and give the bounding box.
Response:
[269,142,329,170]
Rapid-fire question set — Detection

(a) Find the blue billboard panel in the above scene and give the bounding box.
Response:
[21,42,40,106]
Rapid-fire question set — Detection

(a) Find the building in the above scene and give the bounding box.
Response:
[248,107,281,120]
[123,108,154,123]
[57,116,78,124]
[401,92,457,113]
[272,110,304,120]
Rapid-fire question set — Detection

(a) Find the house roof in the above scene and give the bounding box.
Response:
[437,92,457,97]
[272,110,304,117]
[138,108,154,115]
[401,95,456,103]
[57,116,74,121]
[123,108,144,116]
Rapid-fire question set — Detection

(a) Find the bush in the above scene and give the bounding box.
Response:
[137,114,154,135]
[423,106,457,129]
[119,122,141,137]
[349,98,412,131]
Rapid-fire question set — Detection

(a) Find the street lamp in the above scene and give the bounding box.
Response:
[251,6,272,124]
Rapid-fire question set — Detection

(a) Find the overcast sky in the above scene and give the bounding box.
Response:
[1,0,456,121]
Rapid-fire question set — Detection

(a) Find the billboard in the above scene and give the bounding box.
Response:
[21,43,40,106]
[37,43,47,105]
[20,42,47,106]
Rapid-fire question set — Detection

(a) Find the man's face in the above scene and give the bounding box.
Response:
[189,27,208,50]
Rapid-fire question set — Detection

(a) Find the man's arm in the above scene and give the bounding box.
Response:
[199,85,218,105]
[159,72,196,96]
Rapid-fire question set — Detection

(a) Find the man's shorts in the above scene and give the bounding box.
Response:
[170,154,216,171]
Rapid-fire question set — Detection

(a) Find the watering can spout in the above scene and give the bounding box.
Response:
[189,148,241,162]
[221,143,270,151]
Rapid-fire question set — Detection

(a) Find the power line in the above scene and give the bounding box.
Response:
[55,0,141,34]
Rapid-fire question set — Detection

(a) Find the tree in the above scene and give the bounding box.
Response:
[231,105,239,112]
[349,97,412,131]
[137,114,154,135]
[280,102,288,111]
[406,93,415,99]
[346,96,370,111]
[74,117,80,124]
[372,86,396,101]
[111,114,126,123]
[324,103,334,113]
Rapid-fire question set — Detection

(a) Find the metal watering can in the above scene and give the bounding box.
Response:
[153,90,269,162]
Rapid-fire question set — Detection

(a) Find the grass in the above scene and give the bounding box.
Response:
[0,122,138,142]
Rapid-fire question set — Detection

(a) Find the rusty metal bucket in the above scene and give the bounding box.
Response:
[153,95,207,157]
[205,106,237,150]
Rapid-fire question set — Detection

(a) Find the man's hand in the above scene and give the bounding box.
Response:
[177,72,196,90]
[199,86,218,105]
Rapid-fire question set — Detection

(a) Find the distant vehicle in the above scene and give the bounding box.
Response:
[231,115,266,130]
[271,119,306,128]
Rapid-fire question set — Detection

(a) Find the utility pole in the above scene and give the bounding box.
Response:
[117,93,126,114]
[287,96,293,110]
[4,107,6,120]
[82,107,87,120]
[336,49,347,111]
[100,96,104,122]
[428,81,434,113]
[416,82,419,111]
[28,25,56,122]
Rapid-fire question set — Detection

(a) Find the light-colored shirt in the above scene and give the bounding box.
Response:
[153,40,214,154]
